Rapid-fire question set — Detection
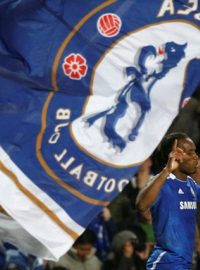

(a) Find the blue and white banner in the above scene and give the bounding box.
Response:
[0,0,199,260]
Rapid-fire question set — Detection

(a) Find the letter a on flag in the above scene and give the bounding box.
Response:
[0,0,199,260]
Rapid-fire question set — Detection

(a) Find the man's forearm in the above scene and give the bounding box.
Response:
[136,167,170,211]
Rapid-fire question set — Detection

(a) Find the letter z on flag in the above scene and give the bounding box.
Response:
[0,0,199,260]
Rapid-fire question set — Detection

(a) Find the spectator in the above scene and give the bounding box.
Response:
[49,229,102,270]
[136,210,154,245]
[4,247,28,270]
[3,243,46,270]
[109,158,153,231]
[88,207,118,261]
[103,230,138,270]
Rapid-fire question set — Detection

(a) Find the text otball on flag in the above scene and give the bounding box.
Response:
[0,0,199,260]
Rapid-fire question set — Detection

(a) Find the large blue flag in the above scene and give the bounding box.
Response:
[0,0,199,260]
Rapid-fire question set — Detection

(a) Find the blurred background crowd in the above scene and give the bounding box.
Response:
[1,86,200,270]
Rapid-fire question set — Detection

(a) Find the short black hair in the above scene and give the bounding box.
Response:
[74,228,96,246]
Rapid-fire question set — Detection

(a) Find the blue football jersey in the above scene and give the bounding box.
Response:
[150,173,200,263]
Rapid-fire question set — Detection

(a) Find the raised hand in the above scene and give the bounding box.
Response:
[165,139,185,172]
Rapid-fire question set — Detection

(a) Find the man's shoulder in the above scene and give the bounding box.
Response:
[148,174,172,187]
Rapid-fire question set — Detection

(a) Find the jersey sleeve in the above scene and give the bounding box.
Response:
[189,178,200,202]
[149,174,164,208]
[151,188,163,208]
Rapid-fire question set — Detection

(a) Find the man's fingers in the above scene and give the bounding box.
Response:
[176,147,185,155]
[169,147,185,161]
[172,139,178,151]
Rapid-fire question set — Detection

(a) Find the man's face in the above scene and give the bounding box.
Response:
[177,138,199,175]
[76,243,93,260]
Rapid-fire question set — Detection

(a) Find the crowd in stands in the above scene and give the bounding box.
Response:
[1,88,200,270]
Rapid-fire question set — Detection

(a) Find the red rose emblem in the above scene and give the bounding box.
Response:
[63,53,88,80]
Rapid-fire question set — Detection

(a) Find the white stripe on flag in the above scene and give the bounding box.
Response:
[0,146,85,260]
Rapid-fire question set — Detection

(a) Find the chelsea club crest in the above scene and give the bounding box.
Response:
[39,3,200,182]
[70,22,199,167]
